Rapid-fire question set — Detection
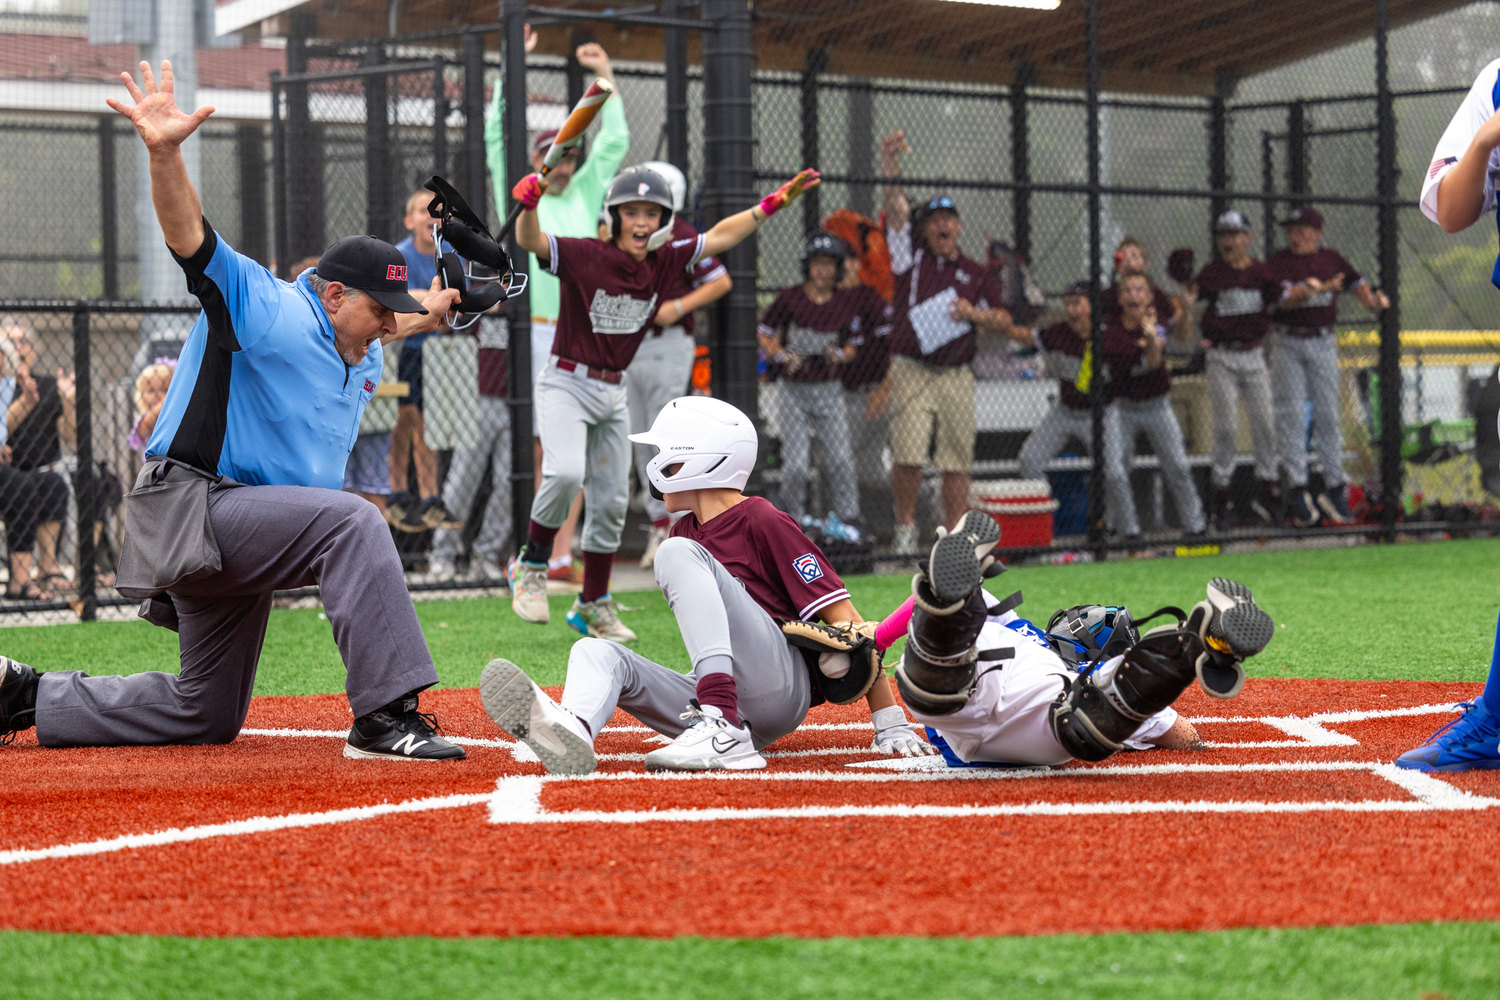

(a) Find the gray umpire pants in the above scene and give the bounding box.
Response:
[530,358,632,554]
[1018,401,1133,533]
[1206,346,1277,488]
[1115,395,1206,534]
[433,394,512,567]
[626,327,695,524]
[1269,327,1345,489]
[844,386,891,487]
[559,537,812,749]
[776,380,860,524]
[36,482,438,747]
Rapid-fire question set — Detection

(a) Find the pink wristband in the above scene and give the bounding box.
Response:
[875,596,916,651]
[757,194,782,218]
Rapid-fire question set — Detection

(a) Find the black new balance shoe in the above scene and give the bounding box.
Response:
[0,656,39,745]
[345,693,466,760]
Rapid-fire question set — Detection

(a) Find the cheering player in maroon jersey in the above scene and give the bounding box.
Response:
[1191,210,1282,531]
[837,240,893,495]
[478,396,934,774]
[1268,206,1389,527]
[508,164,819,642]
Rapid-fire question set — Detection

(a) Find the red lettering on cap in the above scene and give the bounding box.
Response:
[386,264,408,282]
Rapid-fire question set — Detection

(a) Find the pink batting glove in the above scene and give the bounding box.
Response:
[511,173,548,210]
[875,596,916,652]
[759,169,821,218]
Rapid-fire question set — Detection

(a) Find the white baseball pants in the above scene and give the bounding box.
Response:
[1206,346,1277,488]
[1270,328,1345,489]
[1017,401,1133,532]
[1114,395,1206,535]
[529,358,631,554]
[626,327,696,523]
[774,380,860,524]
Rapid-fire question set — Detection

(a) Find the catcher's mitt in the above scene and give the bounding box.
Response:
[782,619,883,705]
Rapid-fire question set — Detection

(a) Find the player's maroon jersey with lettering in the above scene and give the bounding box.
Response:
[1268,247,1362,330]
[887,250,1002,367]
[757,286,854,383]
[839,283,892,391]
[670,496,850,624]
[1103,281,1175,324]
[643,217,725,338]
[543,230,705,370]
[1101,318,1169,401]
[1195,259,1280,346]
[1034,322,1092,410]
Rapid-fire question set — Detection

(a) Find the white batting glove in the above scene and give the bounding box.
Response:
[870,705,937,756]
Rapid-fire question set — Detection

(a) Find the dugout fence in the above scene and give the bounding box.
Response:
[3,2,1500,623]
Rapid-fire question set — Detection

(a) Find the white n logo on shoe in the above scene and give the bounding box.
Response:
[391,733,430,756]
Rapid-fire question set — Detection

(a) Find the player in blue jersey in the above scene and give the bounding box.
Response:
[1400,60,1500,771]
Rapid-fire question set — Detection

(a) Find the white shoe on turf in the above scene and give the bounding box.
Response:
[640,524,670,569]
[508,557,550,623]
[891,522,918,555]
[643,702,766,772]
[479,658,596,774]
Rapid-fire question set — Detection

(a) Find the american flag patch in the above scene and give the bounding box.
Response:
[1430,156,1458,179]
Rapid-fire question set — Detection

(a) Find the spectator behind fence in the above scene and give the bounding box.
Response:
[388,189,465,535]
[1102,273,1206,539]
[1268,205,1389,528]
[487,28,628,581]
[128,360,174,454]
[875,129,1009,553]
[836,240,893,497]
[1007,282,1131,534]
[0,321,75,601]
[757,233,861,534]
[1189,210,1281,531]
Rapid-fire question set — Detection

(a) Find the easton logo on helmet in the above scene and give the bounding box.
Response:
[793,553,824,583]
[386,264,408,282]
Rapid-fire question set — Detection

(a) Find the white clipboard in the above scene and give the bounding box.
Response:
[908,287,969,355]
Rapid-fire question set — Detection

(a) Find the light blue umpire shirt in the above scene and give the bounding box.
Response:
[145,221,383,488]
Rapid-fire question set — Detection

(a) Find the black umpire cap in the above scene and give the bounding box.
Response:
[316,237,429,314]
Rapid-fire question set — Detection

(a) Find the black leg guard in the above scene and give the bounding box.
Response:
[1049,628,1204,762]
[894,582,987,716]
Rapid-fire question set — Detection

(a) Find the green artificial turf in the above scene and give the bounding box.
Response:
[5,922,1498,999]
[8,536,1500,691]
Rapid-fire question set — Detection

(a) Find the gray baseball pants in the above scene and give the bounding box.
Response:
[844,387,891,487]
[1018,401,1133,531]
[559,537,812,749]
[530,357,632,554]
[1115,395,1206,534]
[36,484,437,747]
[433,394,512,567]
[1270,328,1345,488]
[626,327,695,524]
[1206,346,1277,488]
[775,380,860,524]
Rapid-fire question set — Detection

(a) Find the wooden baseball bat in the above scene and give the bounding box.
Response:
[495,77,614,242]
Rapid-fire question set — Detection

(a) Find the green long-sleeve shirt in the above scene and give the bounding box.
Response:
[485,83,631,321]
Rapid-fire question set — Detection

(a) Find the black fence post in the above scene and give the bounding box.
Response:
[502,6,535,552]
[565,43,585,110]
[365,44,393,243]
[463,31,489,221]
[847,79,874,218]
[702,0,758,420]
[801,48,827,237]
[237,123,269,266]
[1208,85,1229,228]
[271,73,289,277]
[98,118,119,301]
[1261,130,1276,258]
[73,302,96,623]
[1287,99,1308,203]
[285,9,322,270]
[1375,0,1402,540]
[1085,0,1105,557]
[663,0,690,180]
[1010,65,1033,262]
[433,61,449,179]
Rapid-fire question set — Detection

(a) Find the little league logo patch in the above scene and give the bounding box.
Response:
[386,264,408,282]
[793,553,824,583]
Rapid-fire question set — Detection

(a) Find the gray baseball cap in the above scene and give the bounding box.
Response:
[1214,210,1253,234]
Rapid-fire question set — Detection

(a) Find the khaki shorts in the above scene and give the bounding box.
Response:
[888,354,976,472]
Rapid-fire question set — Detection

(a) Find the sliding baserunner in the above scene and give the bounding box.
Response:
[887,511,1273,766]
[477,396,935,773]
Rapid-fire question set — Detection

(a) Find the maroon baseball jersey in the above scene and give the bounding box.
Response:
[670,496,850,624]
[757,286,855,383]
[839,283,892,391]
[543,231,705,370]
[1268,247,1362,330]
[477,318,507,399]
[1101,317,1169,401]
[643,217,727,338]
[1103,281,1175,324]
[1195,259,1280,346]
[1034,322,1092,411]
[887,250,1002,367]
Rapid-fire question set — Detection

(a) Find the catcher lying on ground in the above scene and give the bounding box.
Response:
[477,396,932,773]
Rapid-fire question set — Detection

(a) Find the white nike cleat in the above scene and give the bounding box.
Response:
[643,702,766,772]
[478,658,596,774]
[640,524,670,569]
[508,557,550,624]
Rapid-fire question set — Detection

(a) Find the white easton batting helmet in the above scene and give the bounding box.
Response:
[637,160,687,212]
[628,396,758,496]
[605,166,676,251]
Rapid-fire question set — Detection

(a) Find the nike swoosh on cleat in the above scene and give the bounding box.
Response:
[712,736,741,754]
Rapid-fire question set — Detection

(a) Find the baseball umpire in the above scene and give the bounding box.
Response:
[0,62,465,759]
